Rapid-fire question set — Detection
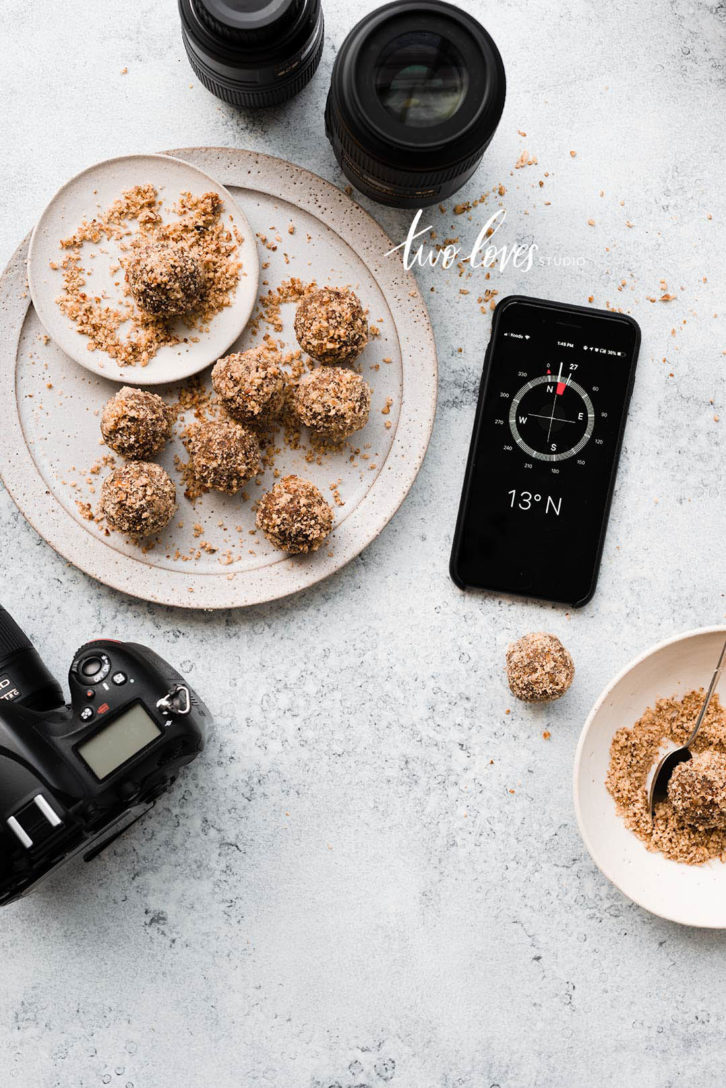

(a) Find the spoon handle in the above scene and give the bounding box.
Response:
[686,637,726,747]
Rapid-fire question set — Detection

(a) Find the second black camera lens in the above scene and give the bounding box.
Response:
[326,0,506,208]
[179,0,324,109]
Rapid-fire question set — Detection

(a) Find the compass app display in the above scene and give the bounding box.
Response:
[451,297,640,606]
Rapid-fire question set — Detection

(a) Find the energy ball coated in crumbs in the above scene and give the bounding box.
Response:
[294,286,368,365]
[293,367,371,442]
[506,632,574,703]
[256,475,334,554]
[212,348,285,427]
[185,420,260,494]
[125,241,204,317]
[668,751,726,830]
[100,386,172,460]
[100,462,176,538]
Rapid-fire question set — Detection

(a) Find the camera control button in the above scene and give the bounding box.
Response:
[112,672,127,686]
[80,706,94,722]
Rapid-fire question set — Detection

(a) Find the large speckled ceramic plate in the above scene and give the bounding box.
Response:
[27,153,259,384]
[0,148,437,609]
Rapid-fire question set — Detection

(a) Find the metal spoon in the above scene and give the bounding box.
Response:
[646,637,726,818]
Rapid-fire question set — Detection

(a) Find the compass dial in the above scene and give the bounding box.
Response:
[508,373,595,462]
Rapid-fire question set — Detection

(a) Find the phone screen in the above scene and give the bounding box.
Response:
[450,296,640,606]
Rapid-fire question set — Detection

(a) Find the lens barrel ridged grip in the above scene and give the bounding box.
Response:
[325,100,486,195]
[182,27,323,107]
[0,607,33,660]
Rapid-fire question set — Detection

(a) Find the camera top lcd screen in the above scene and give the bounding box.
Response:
[77,703,162,780]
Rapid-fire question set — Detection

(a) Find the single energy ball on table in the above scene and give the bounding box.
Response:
[125,241,204,317]
[294,287,368,365]
[100,386,172,460]
[100,461,176,537]
[506,632,575,703]
[256,475,334,554]
[184,419,260,494]
[293,367,371,442]
[212,348,285,427]
[668,751,726,830]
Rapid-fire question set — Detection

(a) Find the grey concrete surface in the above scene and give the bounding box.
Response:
[0,1,724,1086]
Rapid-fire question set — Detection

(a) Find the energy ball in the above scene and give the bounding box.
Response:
[294,286,368,365]
[293,367,371,442]
[125,241,204,317]
[100,386,172,460]
[184,419,260,494]
[668,751,726,830]
[212,349,285,427]
[100,462,176,537]
[506,632,574,703]
[256,475,333,554]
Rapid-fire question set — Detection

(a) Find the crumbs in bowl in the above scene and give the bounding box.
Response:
[54,185,241,367]
[606,690,726,864]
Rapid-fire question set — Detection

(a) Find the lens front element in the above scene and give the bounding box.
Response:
[325,0,506,208]
[375,31,469,128]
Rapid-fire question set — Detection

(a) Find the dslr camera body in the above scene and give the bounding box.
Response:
[0,606,208,906]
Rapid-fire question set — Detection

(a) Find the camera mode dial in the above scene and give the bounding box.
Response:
[72,651,111,685]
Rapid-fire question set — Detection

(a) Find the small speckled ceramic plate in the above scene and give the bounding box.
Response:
[0,148,437,609]
[574,626,726,927]
[27,153,259,385]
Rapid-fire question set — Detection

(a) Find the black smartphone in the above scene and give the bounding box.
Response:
[450,295,640,607]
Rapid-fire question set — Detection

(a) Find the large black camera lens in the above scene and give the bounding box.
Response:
[326,0,506,208]
[179,0,324,109]
[0,607,63,712]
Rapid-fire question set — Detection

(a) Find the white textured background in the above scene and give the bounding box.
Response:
[0,1,725,1086]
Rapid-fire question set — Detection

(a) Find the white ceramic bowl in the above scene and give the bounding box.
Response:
[27,154,259,385]
[574,626,726,927]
